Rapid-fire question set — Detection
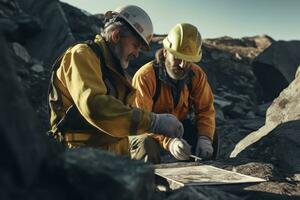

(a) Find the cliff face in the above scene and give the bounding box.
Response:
[0,0,299,199]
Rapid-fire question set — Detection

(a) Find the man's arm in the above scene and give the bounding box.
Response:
[190,65,216,140]
[61,44,151,137]
[132,64,173,149]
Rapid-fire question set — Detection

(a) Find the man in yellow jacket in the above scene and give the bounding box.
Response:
[131,23,216,163]
[48,5,184,156]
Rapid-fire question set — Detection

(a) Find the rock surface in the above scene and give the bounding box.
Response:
[253,41,300,102]
[231,65,300,158]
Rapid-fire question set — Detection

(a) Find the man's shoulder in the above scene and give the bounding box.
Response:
[190,63,207,77]
[70,43,91,54]
[60,42,99,69]
[134,60,156,78]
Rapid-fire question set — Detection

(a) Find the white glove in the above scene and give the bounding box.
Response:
[168,138,191,160]
[148,113,184,138]
[195,135,213,159]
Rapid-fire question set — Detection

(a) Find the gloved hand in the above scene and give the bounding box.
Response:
[148,113,184,138]
[168,138,191,160]
[195,135,213,159]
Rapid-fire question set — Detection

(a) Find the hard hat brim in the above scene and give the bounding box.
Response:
[168,48,201,62]
[118,14,151,51]
[163,39,202,62]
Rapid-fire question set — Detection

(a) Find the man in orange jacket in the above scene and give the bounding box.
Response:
[131,23,216,163]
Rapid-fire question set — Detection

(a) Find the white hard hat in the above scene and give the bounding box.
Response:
[114,5,153,50]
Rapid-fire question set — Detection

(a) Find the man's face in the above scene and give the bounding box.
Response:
[164,50,192,80]
[112,33,142,69]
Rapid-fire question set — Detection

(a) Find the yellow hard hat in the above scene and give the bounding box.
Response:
[163,23,202,62]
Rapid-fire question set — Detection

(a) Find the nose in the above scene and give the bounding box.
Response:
[178,60,186,68]
[133,49,139,58]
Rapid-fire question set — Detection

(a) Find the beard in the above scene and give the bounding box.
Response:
[111,42,129,69]
[165,60,190,80]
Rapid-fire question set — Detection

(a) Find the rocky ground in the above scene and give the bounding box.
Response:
[0,0,299,199]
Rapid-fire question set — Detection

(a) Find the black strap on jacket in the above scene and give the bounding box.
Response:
[152,61,193,110]
[152,64,161,108]
[86,40,118,95]
[86,40,109,82]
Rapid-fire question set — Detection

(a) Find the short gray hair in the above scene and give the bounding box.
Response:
[101,20,134,42]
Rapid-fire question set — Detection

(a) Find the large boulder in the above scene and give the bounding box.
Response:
[15,0,75,65]
[0,0,41,42]
[201,35,273,106]
[231,65,300,158]
[61,2,104,41]
[253,41,300,102]
[233,120,300,175]
[0,32,57,189]
[61,149,155,200]
[204,35,273,50]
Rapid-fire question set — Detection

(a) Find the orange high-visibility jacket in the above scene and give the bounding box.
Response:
[132,61,215,150]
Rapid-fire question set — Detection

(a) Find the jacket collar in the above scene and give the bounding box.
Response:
[94,35,125,75]
[94,35,134,90]
[156,60,195,89]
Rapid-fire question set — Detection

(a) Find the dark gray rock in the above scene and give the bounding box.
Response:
[219,93,255,119]
[0,33,56,188]
[236,120,300,175]
[214,94,232,109]
[215,104,225,123]
[0,1,20,37]
[273,121,300,174]
[255,102,272,117]
[12,42,31,62]
[15,0,75,65]
[0,0,42,42]
[217,120,254,159]
[0,0,22,16]
[61,2,103,41]
[253,41,300,102]
[239,117,265,131]
[62,148,155,200]
[225,104,247,118]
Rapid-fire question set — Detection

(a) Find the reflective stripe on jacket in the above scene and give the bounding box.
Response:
[132,61,215,150]
[48,35,151,154]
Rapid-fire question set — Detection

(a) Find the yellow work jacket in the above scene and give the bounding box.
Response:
[132,61,215,150]
[48,35,151,155]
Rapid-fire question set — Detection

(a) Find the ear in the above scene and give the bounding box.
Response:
[111,29,121,43]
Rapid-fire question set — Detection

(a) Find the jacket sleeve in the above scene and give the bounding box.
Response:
[132,67,155,112]
[60,44,151,137]
[190,66,216,140]
[132,65,173,150]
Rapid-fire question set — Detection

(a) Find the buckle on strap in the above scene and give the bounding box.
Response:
[64,133,92,142]
[47,126,65,142]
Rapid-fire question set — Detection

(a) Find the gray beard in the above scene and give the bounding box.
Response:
[110,43,129,69]
[165,64,189,80]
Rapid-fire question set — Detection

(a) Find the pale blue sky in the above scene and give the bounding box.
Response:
[61,0,300,40]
